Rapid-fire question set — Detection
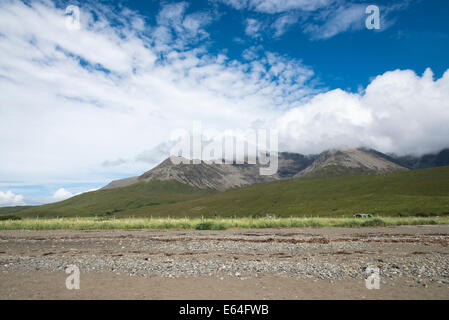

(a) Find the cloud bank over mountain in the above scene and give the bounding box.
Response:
[278,68,449,155]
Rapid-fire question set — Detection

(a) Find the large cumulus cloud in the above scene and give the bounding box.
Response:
[0,190,25,206]
[277,68,449,155]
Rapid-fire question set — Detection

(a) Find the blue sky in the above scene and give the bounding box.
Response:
[0,0,448,205]
[75,0,449,91]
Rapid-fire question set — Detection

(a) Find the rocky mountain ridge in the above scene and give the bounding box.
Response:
[103,148,409,191]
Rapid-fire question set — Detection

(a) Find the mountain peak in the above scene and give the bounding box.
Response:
[102,148,407,191]
[294,148,407,178]
[102,152,314,191]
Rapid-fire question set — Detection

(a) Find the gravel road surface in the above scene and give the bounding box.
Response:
[1,226,448,299]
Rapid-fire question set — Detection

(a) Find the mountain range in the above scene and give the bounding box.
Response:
[2,147,449,218]
[103,147,410,191]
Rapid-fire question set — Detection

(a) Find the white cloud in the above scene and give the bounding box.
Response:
[242,46,261,60]
[0,0,314,186]
[277,68,449,155]
[272,12,299,37]
[157,2,188,26]
[39,186,98,204]
[255,0,333,13]
[303,4,366,40]
[135,141,177,165]
[154,2,212,50]
[0,190,25,206]
[221,0,332,13]
[245,18,263,38]
[222,1,411,40]
[52,188,74,201]
[219,0,249,11]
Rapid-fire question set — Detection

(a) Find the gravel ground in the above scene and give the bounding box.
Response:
[0,226,448,299]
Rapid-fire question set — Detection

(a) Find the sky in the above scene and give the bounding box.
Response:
[0,0,448,206]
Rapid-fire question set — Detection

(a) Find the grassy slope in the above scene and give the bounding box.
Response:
[120,166,449,218]
[17,180,214,217]
[11,166,449,218]
[0,206,33,215]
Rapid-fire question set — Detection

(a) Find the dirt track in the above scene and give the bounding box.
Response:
[1,225,448,299]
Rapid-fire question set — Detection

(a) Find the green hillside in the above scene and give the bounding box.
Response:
[16,180,214,217]
[0,206,32,215]
[11,166,449,218]
[120,165,449,218]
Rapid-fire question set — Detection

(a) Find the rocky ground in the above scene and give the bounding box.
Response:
[0,225,448,299]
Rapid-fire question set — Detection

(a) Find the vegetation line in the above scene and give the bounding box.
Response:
[0,216,448,230]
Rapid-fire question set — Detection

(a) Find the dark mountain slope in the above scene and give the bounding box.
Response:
[294,148,407,178]
[390,149,449,169]
[102,152,315,191]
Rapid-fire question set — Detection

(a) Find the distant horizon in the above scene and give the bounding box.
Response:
[2,145,447,207]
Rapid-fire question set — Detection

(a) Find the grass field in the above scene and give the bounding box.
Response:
[0,216,448,230]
